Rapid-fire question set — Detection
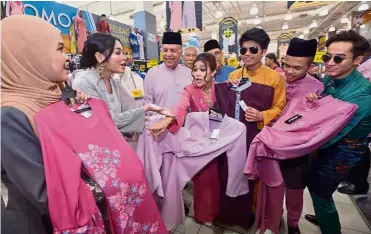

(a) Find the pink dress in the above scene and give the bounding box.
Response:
[74,15,87,54]
[5,1,24,16]
[169,1,182,31]
[35,99,167,233]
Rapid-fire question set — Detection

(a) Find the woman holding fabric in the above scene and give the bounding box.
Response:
[72,33,172,149]
[148,53,220,226]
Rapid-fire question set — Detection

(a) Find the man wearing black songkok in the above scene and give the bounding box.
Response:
[204,39,236,82]
[279,37,324,234]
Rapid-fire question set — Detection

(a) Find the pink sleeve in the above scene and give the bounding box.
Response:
[168,89,192,133]
[6,2,10,16]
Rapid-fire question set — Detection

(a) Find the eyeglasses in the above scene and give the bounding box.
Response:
[239,46,259,55]
[322,54,352,64]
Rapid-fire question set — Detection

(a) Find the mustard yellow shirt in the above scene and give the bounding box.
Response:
[228,65,286,129]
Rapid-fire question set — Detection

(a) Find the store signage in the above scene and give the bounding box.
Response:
[147,59,159,68]
[314,51,326,63]
[228,57,239,68]
[287,1,328,9]
[219,17,238,56]
[148,33,157,43]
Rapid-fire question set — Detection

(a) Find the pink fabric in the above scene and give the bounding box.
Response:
[286,188,304,228]
[75,15,87,54]
[273,65,284,75]
[6,1,24,16]
[137,112,249,228]
[35,99,167,233]
[169,1,182,31]
[358,59,371,82]
[285,74,324,102]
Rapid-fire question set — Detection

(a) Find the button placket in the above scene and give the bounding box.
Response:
[235,91,241,120]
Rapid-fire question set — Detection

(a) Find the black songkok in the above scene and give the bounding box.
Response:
[162,32,182,45]
[204,39,221,52]
[287,38,318,57]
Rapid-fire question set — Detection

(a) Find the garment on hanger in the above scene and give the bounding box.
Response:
[5,1,23,16]
[137,32,145,60]
[130,31,140,60]
[35,99,167,233]
[74,14,87,54]
[215,81,275,229]
[222,34,229,54]
[182,1,196,30]
[245,96,358,234]
[169,1,182,31]
[136,112,249,229]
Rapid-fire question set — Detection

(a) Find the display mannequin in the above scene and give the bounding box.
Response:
[137,29,145,60]
[130,27,140,60]
[74,10,87,54]
[96,14,110,34]
[5,1,24,16]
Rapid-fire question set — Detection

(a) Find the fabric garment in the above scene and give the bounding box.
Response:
[1,15,62,133]
[136,112,249,229]
[97,20,110,33]
[137,32,145,60]
[358,57,371,82]
[35,99,167,233]
[182,1,196,30]
[228,65,286,129]
[167,83,219,223]
[222,35,229,54]
[321,69,371,148]
[169,1,182,31]
[271,65,284,75]
[215,65,236,83]
[72,68,146,134]
[130,32,140,59]
[144,63,193,109]
[74,15,87,54]
[228,33,236,46]
[245,96,358,234]
[285,74,324,102]
[5,1,23,16]
[308,140,368,234]
[1,107,51,234]
[215,80,276,228]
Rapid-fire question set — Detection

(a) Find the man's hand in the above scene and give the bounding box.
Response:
[228,78,241,86]
[245,107,263,122]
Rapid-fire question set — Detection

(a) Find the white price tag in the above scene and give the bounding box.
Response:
[210,129,220,142]
[239,100,248,111]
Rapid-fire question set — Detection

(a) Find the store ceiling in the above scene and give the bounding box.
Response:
[63,1,362,45]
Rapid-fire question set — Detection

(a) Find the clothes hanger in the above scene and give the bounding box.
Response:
[61,83,92,113]
[209,102,225,122]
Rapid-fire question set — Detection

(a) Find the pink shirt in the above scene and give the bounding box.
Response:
[358,58,371,82]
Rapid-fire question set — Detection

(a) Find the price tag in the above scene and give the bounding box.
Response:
[239,100,248,111]
[210,129,220,142]
[131,89,144,100]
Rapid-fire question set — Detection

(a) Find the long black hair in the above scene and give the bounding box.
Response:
[81,33,121,69]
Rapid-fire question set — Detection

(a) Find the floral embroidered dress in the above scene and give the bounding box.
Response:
[168,83,220,223]
[35,99,167,234]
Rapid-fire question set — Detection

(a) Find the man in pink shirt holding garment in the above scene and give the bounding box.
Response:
[279,38,324,234]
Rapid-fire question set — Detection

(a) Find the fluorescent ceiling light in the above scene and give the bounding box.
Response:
[215,10,223,18]
[284,12,293,21]
[310,20,317,28]
[282,22,289,30]
[299,34,305,39]
[319,9,329,16]
[303,29,310,35]
[341,17,349,24]
[253,16,261,25]
[256,26,263,29]
[329,25,336,32]
[250,3,258,15]
[358,2,369,11]
[360,24,366,29]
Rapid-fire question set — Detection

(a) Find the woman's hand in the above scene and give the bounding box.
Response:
[75,88,90,104]
[147,117,174,138]
[144,104,164,112]
[306,93,320,102]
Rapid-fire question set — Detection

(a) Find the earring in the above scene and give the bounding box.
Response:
[96,62,104,77]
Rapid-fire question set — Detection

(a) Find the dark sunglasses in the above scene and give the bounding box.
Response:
[322,54,351,64]
[240,46,259,55]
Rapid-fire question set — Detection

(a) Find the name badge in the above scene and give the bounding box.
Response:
[285,114,302,124]
[131,89,144,100]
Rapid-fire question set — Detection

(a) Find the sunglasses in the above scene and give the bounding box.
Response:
[240,46,259,55]
[322,54,352,64]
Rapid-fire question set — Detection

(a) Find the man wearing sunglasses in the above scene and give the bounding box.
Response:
[305,30,371,234]
[204,39,236,83]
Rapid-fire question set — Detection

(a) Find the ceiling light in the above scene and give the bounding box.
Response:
[256,25,263,29]
[360,24,366,29]
[211,31,217,39]
[189,32,196,37]
[303,29,310,35]
[215,10,223,18]
[319,9,329,16]
[284,11,293,21]
[358,1,369,11]
[282,22,289,30]
[253,16,261,25]
[160,21,166,28]
[310,20,317,28]
[341,16,349,24]
[299,34,305,39]
[250,3,259,15]
[329,25,336,32]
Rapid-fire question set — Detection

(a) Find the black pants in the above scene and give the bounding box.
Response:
[348,137,371,191]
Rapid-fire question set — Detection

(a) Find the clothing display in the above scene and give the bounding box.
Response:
[137,31,145,60]
[358,57,371,82]
[130,30,140,60]
[136,112,249,229]
[74,14,87,54]
[97,20,110,34]
[144,64,192,109]
[169,1,182,31]
[5,1,23,16]
[182,1,196,30]
[222,35,229,54]
[34,99,167,233]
